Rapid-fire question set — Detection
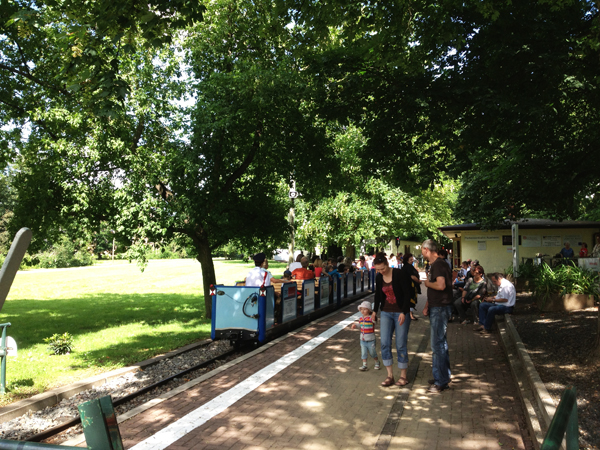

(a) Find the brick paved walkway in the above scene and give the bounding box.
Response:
[118,293,534,450]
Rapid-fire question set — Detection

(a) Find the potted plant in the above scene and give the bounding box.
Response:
[533,263,599,311]
[506,262,539,292]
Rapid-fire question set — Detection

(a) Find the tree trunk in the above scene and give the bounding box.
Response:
[345,246,356,260]
[194,233,217,319]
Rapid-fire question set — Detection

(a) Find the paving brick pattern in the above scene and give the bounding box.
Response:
[387,306,535,450]
[118,294,534,450]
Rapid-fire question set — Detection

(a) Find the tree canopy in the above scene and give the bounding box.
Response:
[3,0,600,318]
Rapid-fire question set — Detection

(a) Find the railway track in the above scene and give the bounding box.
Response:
[0,341,248,445]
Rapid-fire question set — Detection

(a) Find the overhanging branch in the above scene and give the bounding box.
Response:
[221,121,263,194]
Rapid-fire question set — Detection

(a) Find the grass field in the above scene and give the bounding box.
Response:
[0,258,287,406]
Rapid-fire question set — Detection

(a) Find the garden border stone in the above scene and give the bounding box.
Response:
[497,315,566,450]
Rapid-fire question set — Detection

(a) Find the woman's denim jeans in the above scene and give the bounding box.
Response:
[430,305,452,386]
[379,310,411,369]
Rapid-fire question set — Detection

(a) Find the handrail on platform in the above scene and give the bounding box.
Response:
[540,386,578,450]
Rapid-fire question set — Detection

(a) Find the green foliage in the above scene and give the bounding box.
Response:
[44,332,74,355]
[532,263,600,308]
[3,0,204,118]
[25,237,95,269]
[124,241,150,272]
[507,263,541,280]
[295,125,457,250]
[148,240,192,260]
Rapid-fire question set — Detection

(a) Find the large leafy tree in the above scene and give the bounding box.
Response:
[286,0,600,226]
[2,0,332,317]
[452,1,600,224]
[295,126,456,253]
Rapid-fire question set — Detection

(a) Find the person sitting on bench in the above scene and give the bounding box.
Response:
[476,273,516,334]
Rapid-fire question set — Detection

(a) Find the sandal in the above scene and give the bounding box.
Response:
[381,376,395,387]
[395,377,409,386]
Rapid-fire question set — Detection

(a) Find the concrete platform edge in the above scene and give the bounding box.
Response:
[498,315,564,450]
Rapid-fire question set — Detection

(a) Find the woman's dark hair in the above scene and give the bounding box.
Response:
[402,253,413,265]
[473,265,485,276]
[373,252,388,266]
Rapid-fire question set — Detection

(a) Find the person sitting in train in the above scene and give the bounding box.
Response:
[313,258,324,277]
[389,253,397,268]
[281,270,293,281]
[246,253,286,287]
[292,257,315,280]
[344,257,356,272]
[289,253,303,271]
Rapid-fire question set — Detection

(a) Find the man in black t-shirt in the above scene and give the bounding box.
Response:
[422,239,453,393]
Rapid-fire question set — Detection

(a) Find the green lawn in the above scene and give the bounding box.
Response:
[0,258,287,405]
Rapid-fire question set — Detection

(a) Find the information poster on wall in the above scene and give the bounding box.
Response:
[521,235,541,247]
[464,236,500,241]
[563,235,583,246]
[478,241,487,251]
[542,235,562,247]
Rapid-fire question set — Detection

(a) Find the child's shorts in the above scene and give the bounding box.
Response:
[360,339,378,360]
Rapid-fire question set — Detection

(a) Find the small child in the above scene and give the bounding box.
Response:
[351,301,380,371]
[281,270,292,281]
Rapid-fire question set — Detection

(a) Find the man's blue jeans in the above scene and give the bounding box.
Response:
[479,302,514,331]
[430,306,452,386]
[379,311,411,369]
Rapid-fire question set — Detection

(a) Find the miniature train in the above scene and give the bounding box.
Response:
[211,269,376,345]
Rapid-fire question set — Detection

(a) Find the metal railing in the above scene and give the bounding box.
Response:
[540,387,578,450]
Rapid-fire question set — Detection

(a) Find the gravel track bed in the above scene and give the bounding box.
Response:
[511,293,599,450]
[0,340,234,442]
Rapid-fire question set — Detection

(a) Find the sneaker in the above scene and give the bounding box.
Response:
[474,325,484,332]
[359,365,368,371]
[461,319,472,325]
[374,362,381,370]
[427,384,448,394]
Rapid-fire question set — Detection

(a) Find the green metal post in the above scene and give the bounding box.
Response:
[0,323,11,395]
[78,396,123,450]
[565,387,579,450]
[541,387,578,450]
[0,396,123,450]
